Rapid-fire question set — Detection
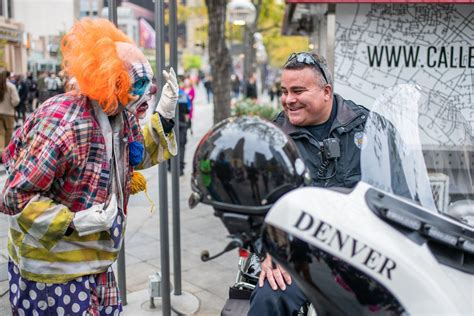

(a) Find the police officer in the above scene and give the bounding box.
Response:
[248,52,369,315]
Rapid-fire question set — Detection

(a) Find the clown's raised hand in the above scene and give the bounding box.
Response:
[155,67,179,119]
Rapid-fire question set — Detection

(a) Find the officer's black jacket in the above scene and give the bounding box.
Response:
[274,93,369,188]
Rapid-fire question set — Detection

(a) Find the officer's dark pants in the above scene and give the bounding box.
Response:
[248,281,307,316]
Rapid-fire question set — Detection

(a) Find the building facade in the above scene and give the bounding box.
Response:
[0,0,27,74]
[13,0,106,74]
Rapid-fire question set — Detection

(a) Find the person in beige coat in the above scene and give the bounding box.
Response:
[0,69,20,156]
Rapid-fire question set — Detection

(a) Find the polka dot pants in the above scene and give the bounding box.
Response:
[8,261,123,316]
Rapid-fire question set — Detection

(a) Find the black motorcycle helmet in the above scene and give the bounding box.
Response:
[189,116,309,215]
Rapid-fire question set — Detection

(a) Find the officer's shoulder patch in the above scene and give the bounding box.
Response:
[354,131,366,149]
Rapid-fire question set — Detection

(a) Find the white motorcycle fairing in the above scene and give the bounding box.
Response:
[264,182,474,315]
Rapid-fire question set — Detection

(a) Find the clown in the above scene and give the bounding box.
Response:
[1,18,177,315]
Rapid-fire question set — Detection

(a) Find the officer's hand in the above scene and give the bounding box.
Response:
[259,254,292,291]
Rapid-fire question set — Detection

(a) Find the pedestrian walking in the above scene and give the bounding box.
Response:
[26,72,38,112]
[15,74,28,124]
[37,71,49,104]
[204,75,213,103]
[0,69,19,156]
[177,88,191,175]
[183,77,195,130]
[245,73,258,100]
[45,72,62,98]
[269,78,281,107]
[231,74,241,99]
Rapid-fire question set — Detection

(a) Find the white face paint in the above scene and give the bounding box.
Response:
[115,42,155,118]
[125,62,154,118]
[126,89,152,119]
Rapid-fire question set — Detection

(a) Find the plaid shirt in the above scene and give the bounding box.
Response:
[1,92,176,284]
[2,93,143,215]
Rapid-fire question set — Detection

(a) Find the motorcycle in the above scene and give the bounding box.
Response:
[191,84,473,315]
[262,84,474,315]
[189,115,314,315]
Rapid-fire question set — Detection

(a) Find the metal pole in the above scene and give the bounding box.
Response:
[108,0,117,25]
[167,3,199,313]
[107,0,127,306]
[3,0,8,19]
[168,0,182,296]
[155,1,171,315]
[117,242,127,305]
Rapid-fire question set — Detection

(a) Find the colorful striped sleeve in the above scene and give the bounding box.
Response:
[3,120,75,250]
[14,195,74,250]
[138,113,177,169]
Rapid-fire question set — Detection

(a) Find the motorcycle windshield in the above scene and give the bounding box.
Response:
[361,84,473,221]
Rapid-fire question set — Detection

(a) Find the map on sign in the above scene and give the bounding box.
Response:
[334,4,473,146]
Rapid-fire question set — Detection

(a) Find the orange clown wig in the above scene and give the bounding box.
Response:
[61,18,135,115]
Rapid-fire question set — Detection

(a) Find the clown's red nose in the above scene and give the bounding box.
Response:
[149,84,158,95]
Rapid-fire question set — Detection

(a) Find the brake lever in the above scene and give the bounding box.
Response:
[201,238,243,262]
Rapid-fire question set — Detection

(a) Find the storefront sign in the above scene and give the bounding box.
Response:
[334,4,473,146]
[0,26,22,43]
[334,4,473,101]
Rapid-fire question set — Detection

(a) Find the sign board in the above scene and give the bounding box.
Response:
[0,26,22,43]
[334,4,473,145]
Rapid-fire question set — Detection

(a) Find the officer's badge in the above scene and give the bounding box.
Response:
[354,131,366,149]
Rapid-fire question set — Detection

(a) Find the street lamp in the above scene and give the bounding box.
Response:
[227,0,256,94]
[227,0,256,26]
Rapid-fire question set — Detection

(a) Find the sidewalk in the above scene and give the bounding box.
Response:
[0,85,238,315]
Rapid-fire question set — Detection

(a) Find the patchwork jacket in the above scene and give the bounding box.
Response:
[1,92,176,283]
